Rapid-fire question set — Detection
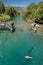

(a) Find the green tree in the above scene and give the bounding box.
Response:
[5,6,15,17]
[5,6,19,17]
[0,1,5,14]
[22,1,43,24]
[29,2,37,10]
[34,2,43,23]
[0,14,10,20]
[22,2,37,21]
[27,2,37,20]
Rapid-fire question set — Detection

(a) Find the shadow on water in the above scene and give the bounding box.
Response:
[23,59,32,65]
[28,47,34,55]
[23,47,34,65]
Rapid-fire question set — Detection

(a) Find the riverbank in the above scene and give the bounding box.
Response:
[23,22,43,33]
[0,15,43,34]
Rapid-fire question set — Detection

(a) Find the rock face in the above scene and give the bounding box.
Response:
[0,23,5,30]
[11,23,16,32]
[10,26,16,32]
[0,20,16,32]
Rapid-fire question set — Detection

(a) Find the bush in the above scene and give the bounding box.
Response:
[0,14,11,20]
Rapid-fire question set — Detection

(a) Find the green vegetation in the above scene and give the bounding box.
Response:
[0,1,19,20]
[0,0,5,14]
[22,2,43,24]
[5,6,19,18]
[0,14,10,20]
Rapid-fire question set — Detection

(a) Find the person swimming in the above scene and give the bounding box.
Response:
[25,56,32,59]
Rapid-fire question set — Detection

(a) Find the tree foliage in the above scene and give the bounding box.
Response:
[0,1,19,18]
[22,2,43,24]
[0,1,5,14]
[0,14,10,20]
[5,6,19,17]
[35,2,43,24]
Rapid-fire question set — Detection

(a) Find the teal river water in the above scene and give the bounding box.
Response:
[0,16,43,65]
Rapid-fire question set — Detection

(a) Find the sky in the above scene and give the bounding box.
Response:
[2,0,41,6]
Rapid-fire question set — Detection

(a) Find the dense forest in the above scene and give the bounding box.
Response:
[22,2,43,24]
[0,1,43,24]
[0,1,19,20]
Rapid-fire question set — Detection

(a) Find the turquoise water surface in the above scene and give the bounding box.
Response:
[0,16,43,65]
